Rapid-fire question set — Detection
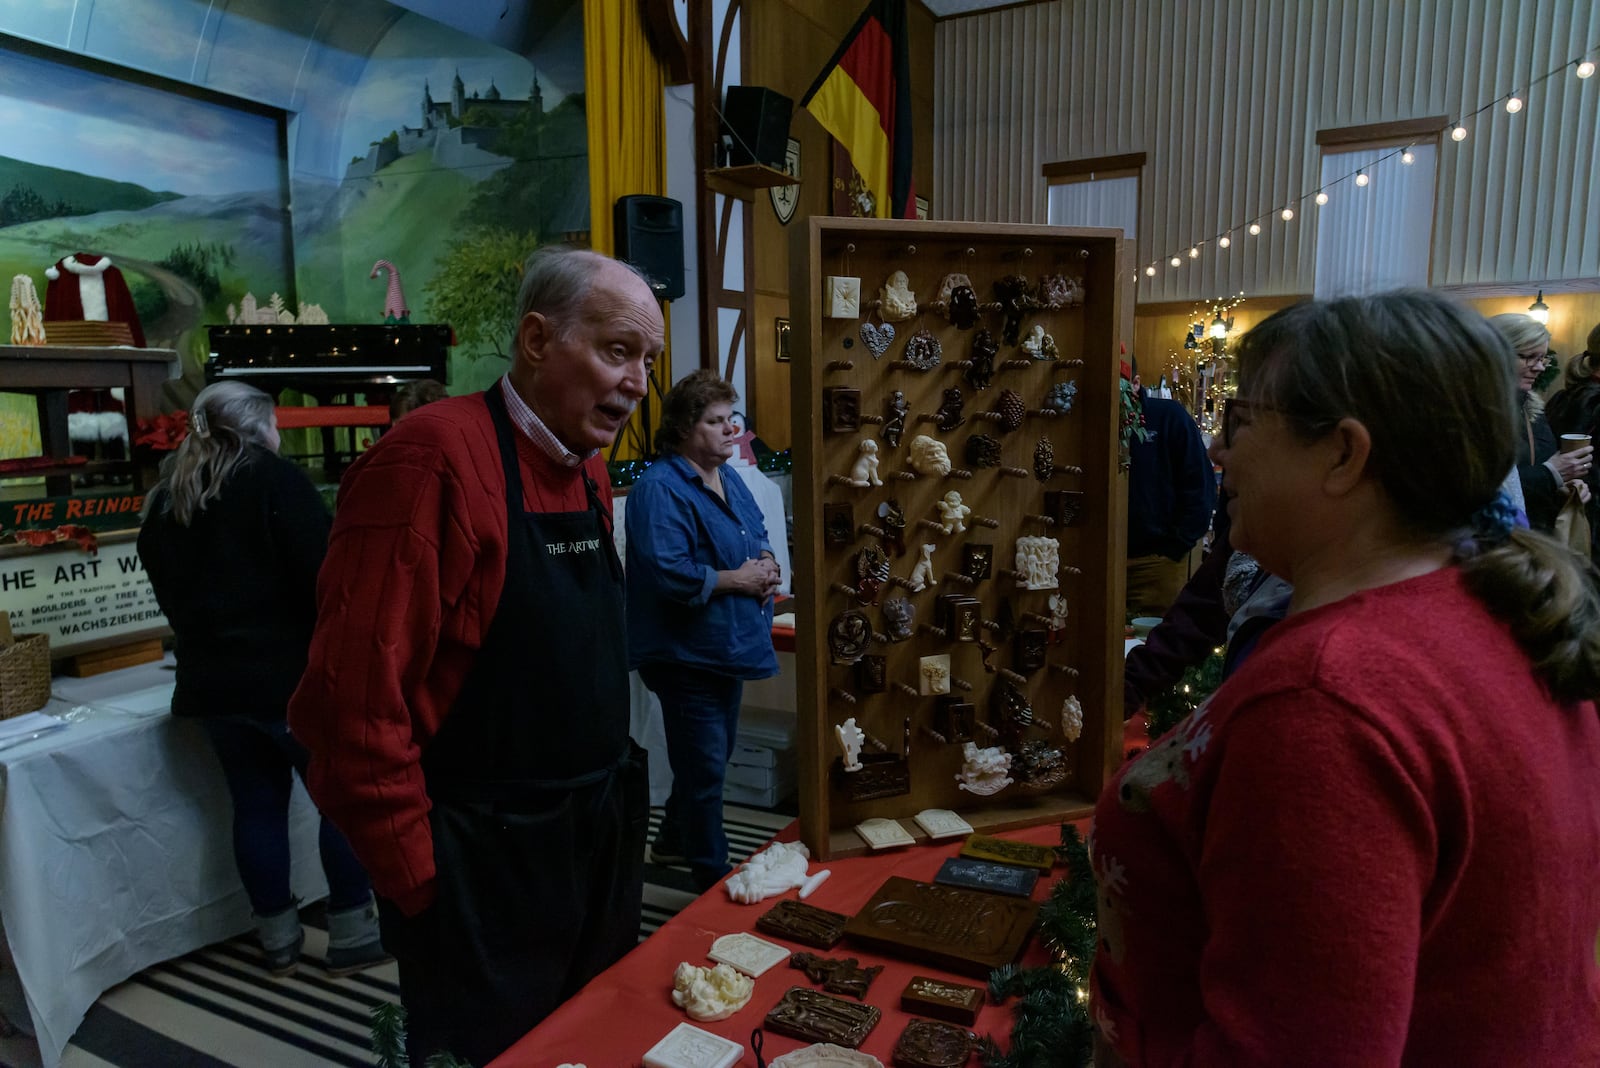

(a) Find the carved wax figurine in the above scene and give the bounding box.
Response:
[935,388,966,432]
[907,543,938,592]
[849,438,883,487]
[671,962,753,1021]
[956,742,1014,795]
[725,840,812,904]
[1061,695,1084,742]
[909,434,952,477]
[1020,323,1058,360]
[936,491,971,534]
[882,596,915,641]
[826,275,861,318]
[835,717,866,772]
[1014,535,1060,590]
[1045,379,1078,414]
[882,390,910,447]
[966,328,998,391]
[919,653,952,696]
[879,270,918,321]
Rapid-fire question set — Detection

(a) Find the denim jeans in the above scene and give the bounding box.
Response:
[637,662,743,891]
[200,716,372,915]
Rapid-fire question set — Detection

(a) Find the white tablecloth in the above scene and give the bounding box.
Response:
[0,658,325,1067]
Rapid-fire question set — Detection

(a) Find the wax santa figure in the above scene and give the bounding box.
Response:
[43,253,146,481]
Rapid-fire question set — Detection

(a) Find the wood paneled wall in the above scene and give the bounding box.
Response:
[743,0,937,450]
[934,0,1600,302]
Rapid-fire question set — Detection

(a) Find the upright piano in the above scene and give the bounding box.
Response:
[206,323,453,475]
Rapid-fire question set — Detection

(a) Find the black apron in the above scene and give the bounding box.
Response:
[384,387,647,1067]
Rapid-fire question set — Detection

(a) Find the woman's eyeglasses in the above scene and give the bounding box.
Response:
[1516,350,1549,365]
[1220,398,1269,448]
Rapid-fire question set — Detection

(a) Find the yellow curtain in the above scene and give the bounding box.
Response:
[584,0,669,461]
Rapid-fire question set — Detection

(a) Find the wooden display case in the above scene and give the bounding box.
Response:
[790,218,1129,860]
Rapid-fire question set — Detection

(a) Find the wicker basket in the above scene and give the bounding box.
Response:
[0,632,51,720]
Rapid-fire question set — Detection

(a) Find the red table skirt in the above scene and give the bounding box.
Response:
[490,819,1076,1067]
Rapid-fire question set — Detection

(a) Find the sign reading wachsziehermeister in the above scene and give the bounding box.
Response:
[0,533,167,654]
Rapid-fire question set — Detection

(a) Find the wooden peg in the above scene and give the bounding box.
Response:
[830,582,861,598]
[893,682,921,698]
[860,414,885,424]
[945,469,974,480]
[999,466,1030,478]
[858,523,885,537]
[921,724,949,744]
[971,516,1000,529]
[997,668,1028,686]
[1001,359,1032,370]
[1022,610,1053,626]
[916,518,945,533]
[826,360,855,372]
[1061,565,1084,576]
[943,572,976,587]
[1049,662,1081,677]
[976,720,999,739]
[830,687,857,704]
[1025,514,1057,526]
[893,470,919,481]
[951,677,973,692]
[864,732,889,752]
[918,623,949,639]
[1057,358,1086,368]
[1027,408,1061,419]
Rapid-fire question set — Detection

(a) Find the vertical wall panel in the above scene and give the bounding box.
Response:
[934,0,1600,298]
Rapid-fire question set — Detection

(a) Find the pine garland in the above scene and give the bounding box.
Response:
[1145,648,1225,740]
[371,1002,474,1068]
[980,825,1098,1068]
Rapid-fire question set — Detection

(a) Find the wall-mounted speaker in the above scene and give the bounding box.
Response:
[722,85,793,169]
[614,195,685,302]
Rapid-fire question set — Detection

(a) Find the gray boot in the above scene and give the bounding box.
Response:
[255,905,304,977]
[325,895,392,977]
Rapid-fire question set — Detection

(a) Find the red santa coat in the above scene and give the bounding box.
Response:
[44,253,146,347]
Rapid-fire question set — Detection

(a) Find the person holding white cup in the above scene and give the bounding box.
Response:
[1490,313,1591,534]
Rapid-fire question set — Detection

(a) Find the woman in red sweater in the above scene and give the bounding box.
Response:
[1092,290,1600,1066]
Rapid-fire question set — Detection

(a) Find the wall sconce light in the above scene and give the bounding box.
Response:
[775,317,792,361]
[1209,311,1231,339]
[1527,291,1550,326]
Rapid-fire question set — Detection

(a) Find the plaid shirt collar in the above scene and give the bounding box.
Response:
[499,375,590,468]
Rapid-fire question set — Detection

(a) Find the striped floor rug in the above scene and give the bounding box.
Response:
[1,803,792,1068]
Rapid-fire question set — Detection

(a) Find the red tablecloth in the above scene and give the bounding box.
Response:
[490,819,1078,1067]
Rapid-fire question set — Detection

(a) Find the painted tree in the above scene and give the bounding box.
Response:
[422,227,539,358]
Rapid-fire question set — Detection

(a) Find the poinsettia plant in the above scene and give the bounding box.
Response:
[133,411,190,451]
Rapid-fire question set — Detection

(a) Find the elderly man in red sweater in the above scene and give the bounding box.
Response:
[289,246,664,1066]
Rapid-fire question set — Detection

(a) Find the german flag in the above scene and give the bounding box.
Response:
[800,0,915,219]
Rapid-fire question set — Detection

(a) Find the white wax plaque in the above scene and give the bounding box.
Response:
[643,1022,743,1068]
[826,276,861,318]
[707,932,790,977]
[855,817,916,850]
[913,808,974,841]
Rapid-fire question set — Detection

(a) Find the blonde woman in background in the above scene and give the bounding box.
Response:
[138,381,388,978]
[1490,312,1592,534]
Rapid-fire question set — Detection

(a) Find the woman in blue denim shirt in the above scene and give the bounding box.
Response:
[625,370,781,891]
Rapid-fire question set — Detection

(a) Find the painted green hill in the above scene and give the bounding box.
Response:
[0,155,183,215]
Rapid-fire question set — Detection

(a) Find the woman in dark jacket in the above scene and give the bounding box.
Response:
[1545,322,1600,556]
[138,381,386,977]
[1490,313,1591,533]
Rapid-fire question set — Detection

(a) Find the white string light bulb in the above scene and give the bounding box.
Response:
[1451,125,1468,141]
[1248,223,1262,236]
[1170,255,1182,267]
[1579,60,1596,79]
[1315,190,1329,204]
[1145,265,1157,277]
[1354,172,1369,187]
[1188,246,1200,259]
[1401,149,1416,164]
[1218,236,1231,248]
[1280,206,1295,221]
[1505,95,1523,113]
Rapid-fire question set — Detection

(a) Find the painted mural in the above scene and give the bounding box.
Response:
[291,12,590,396]
[0,41,291,459]
[1,10,591,462]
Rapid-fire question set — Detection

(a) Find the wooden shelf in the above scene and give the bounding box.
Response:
[704,163,798,201]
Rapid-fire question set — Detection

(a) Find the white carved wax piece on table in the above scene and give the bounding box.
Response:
[826,276,862,319]
[835,717,866,772]
[855,817,917,850]
[1061,695,1084,742]
[956,741,1014,796]
[642,1021,744,1068]
[724,840,812,904]
[879,270,918,321]
[767,1044,885,1067]
[670,961,754,1021]
[912,808,975,841]
[9,275,45,345]
[708,932,792,977]
[908,435,951,477]
[906,543,938,592]
[848,439,883,487]
[799,869,833,899]
[1014,536,1060,590]
[919,653,951,696]
[936,491,970,534]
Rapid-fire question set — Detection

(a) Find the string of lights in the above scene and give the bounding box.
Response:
[1137,43,1600,284]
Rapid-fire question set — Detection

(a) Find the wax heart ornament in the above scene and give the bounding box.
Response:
[860,320,895,359]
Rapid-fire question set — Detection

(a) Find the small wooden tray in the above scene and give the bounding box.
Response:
[764,986,882,1048]
[959,833,1057,872]
[843,876,1038,979]
[757,900,849,948]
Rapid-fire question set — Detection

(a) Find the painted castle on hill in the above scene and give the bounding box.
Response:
[345,69,545,180]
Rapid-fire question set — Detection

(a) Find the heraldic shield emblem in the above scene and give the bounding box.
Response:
[770,137,801,224]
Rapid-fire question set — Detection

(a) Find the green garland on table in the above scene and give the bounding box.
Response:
[979,825,1098,1068]
[1144,648,1226,741]
[371,1002,474,1068]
